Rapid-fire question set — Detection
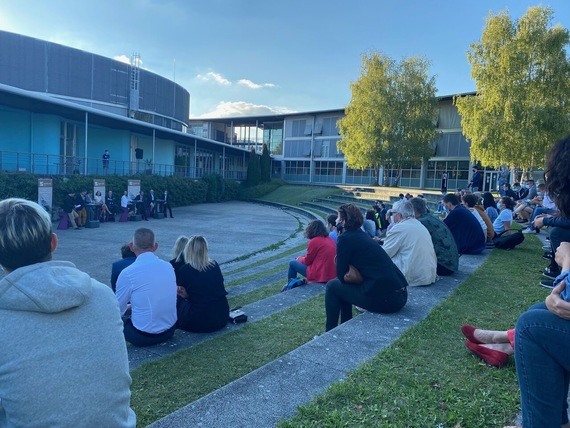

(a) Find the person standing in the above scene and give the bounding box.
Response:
[163,190,173,218]
[102,149,110,172]
[0,198,136,426]
[116,228,177,346]
[469,166,483,192]
[441,172,448,194]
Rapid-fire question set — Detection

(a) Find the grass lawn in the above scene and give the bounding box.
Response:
[279,235,547,428]
[259,184,343,206]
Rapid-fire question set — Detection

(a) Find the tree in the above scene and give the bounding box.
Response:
[337,52,438,185]
[260,143,271,182]
[455,6,570,174]
[245,147,261,186]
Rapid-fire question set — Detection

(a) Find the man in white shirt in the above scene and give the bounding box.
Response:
[116,228,177,347]
[382,200,437,286]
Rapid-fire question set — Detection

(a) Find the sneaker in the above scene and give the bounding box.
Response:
[543,271,557,280]
[542,252,553,260]
[544,266,561,276]
[522,228,535,234]
[542,244,551,251]
[540,279,555,289]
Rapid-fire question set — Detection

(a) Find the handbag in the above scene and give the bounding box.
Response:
[344,264,363,284]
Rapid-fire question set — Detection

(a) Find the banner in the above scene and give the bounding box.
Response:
[93,179,105,200]
[128,179,141,200]
[37,179,53,212]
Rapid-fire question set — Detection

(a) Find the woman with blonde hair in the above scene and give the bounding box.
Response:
[176,236,229,333]
[169,235,189,284]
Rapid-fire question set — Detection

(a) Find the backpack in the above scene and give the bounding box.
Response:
[281,278,306,292]
[493,230,524,250]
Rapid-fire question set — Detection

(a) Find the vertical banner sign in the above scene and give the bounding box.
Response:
[128,179,141,200]
[37,179,53,212]
[93,179,105,200]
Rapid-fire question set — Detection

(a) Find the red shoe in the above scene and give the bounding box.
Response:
[465,340,510,368]
[461,324,483,344]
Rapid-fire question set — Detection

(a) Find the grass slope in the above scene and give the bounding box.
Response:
[280,235,547,428]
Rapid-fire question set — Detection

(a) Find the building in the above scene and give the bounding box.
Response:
[188,95,479,191]
[0,30,249,179]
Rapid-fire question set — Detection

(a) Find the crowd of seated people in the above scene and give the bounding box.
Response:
[460,135,570,427]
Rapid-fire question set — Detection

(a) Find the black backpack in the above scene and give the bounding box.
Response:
[493,230,524,250]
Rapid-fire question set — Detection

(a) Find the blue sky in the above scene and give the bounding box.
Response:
[1,1,569,118]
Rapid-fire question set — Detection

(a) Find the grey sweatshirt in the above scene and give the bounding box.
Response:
[0,260,135,427]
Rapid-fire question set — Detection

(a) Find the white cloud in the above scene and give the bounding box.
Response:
[113,54,131,65]
[193,101,296,118]
[237,79,276,89]
[196,71,231,86]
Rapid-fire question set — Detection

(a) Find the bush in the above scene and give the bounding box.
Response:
[237,180,283,200]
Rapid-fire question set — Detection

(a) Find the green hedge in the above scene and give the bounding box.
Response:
[0,172,280,209]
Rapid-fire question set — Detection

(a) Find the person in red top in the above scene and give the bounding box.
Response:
[287,220,337,283]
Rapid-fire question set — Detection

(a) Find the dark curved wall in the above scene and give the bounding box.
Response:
[0,30,190,128]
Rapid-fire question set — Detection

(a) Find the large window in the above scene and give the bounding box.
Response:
[434,132,470,157]
[426,160,470,190]
[284,160,310,181]
[346,167,375,185]
[283,140,311,157]
[313,161,342,183]
[321,116,341,136]
[384,163,422,187]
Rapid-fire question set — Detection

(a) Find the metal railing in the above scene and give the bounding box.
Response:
[0,150,247,180]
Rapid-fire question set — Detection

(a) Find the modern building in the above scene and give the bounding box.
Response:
[188,95,481,191]
[0,30,250,179]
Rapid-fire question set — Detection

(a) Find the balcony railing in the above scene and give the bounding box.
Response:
[0,150,247,180]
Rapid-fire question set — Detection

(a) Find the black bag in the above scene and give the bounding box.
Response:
[493,230,524,250]
[229,307,248,324]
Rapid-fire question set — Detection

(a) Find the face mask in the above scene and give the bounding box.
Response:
[513,187,520,192]
[497,202,502,210]
[537,191,543,197]
[390,215,395,224]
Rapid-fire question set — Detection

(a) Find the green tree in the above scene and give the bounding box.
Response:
[455,6,570,174]
[260,143,271,183]
[338,52,438,185]
[246,147,261,186]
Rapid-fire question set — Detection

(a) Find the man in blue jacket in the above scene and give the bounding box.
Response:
[443,193,486,255]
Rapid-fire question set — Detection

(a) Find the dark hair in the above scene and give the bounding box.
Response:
[326,213,337,227]
[501,197,516,211]
[409,197,427,215]
[304,220,329,239]
[462,193,479,208]
[482,192,495,210]
[120,244,136,259]
[502,183,511,189]
[338,204,363,231]
[545,135,570,217]
[442,193,460,206]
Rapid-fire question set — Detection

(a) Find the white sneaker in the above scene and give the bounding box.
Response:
[522,228,535,234]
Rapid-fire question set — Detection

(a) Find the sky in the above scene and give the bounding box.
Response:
[1,0,569,119]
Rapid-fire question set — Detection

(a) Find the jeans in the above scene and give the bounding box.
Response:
[288,259,307,280]
[515,302,570,427]
[123,318,176,347]
[528,207,556,231]
[325,278,407,331]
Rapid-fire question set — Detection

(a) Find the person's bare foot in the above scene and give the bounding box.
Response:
[472,328,509,344]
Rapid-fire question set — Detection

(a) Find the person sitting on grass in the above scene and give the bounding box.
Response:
[442,193,486,255]
[325,204,408,331]
[170,235,189,285]
[111,243,136,293]
[288,219,336,285]
[410,197,458,276]
[492,196,515,236]
[483,192,499,223]
[116,228,177,347]
[461,241,570,427]
[462,193,487,242]
[176,236,229,333]
[381,200,437,287]
[461,135,570,427]
[0,198,135,426]
[326,213,339,243]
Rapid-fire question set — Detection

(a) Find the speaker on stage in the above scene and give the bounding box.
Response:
[135,148,144,159]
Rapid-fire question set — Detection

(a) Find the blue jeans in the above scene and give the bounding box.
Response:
[528,207,556,231]
[288,259,307,280]
[515,302,570,427]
